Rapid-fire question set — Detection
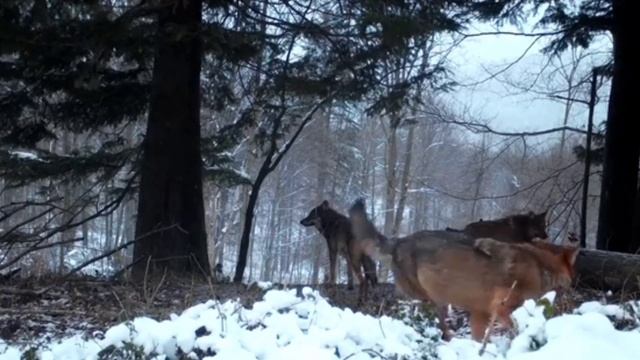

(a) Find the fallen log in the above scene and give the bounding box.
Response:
[575,248,640,294]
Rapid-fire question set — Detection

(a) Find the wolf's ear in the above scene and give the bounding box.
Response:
[527,211,536,218]
[564,247,580,266]
[537,211,548,220]
[321,200,329,209]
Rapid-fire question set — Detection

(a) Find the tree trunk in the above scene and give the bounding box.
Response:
[311,108,331,284]
[384,121,399,237]
[114,197,125,247]
[234,172,266,282]
[132,0,210,278]
[378,118,400,282]
[631,185,640,254]
[580,70,597,248]
[596,0,639,253]
[392,125,415,236]
[214,189,229,266]
[470,134,487,220]
[59,132,75,273]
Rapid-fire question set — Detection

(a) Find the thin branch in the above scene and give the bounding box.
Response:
[415,111,590,136]
[457,29,565,38]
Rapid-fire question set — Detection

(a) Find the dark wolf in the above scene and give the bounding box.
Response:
[300,200,378,301]
[349,199,578,341]
[446,210,549,243]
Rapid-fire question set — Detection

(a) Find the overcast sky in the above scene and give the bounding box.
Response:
[441,21,611,137]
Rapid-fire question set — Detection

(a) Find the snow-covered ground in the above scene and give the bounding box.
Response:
[0,287,638,360]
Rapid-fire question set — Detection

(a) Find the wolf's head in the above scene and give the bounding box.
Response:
[508,211,548,241]
[300,200,332,230]
[530,240,580,288]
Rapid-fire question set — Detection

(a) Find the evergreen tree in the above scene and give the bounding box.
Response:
[0,0,257,275]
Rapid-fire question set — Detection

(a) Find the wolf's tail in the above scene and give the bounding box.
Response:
[349,198,394,255]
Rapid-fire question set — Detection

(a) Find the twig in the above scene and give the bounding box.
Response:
[0,308,91,316]
[109,256,145,281]
[191,253,215,298]
[1,225,179,298]
[344,348,389,360]
[377,298,386,317]
[142,256,168,308]
[214,301,227,335]
[64,224,178,281]
[142,256,152,306]
[148,268,167,307]
[110,288,131,321]
[0,286,47,296]
[479,280,518,356]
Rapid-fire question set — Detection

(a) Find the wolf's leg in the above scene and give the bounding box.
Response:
[362,255,378,287]
[436,305,453,341]
[494,291,520,333]
[327,242,338,285]
[344,251,357,283]
[469,311,491,342]
[346,257,354,290]
[497,310,514,331]
[346,252,367,302]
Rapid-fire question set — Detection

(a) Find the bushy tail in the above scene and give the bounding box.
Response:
[349,198,394,255]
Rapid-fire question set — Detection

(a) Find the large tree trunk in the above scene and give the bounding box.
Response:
[631,184,640,254]
[596,0,640,253]
[133,0,210,278]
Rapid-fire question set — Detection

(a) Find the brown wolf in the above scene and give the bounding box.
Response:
[300,200,377,300]
[446,211,549,243]
[349,199,578,341]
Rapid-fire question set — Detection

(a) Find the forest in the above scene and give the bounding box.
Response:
[0,1,638,359]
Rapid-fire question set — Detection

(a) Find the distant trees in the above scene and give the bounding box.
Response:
[228,0,464,282]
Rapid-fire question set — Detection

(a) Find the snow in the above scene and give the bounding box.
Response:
[575,300,638,321]
[8,150,44,161]
[435,294,640,360]
[1,289,639,360]
[64,247,115,277]
[255,281,273,290]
